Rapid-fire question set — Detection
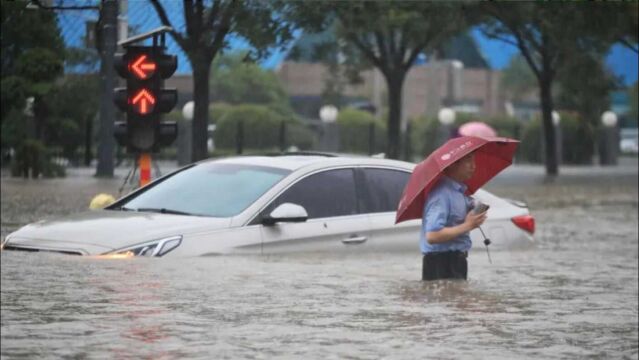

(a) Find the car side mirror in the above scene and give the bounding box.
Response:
[262,203,308,226]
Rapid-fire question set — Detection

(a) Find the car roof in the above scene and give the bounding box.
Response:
[202,153,416,172]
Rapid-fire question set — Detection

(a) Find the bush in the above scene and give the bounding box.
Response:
[214,104,315,151]
[411,114,523,159]
[336,108,386,154]
[10,139,65,178]
[518,112,595,164]
[411,115,440,158]
[519,119,543,164]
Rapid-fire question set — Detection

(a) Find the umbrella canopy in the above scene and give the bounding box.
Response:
[458,121,497,138]
[395,136,519,224]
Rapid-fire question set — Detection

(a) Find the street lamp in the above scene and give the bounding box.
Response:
[319,105,339,151]
[182,101,194,120]
[177,101,194,165]
[438,107,456,126]
[319,105,338,123]
[599,111,618,166]
[437,107,455,147]
[552,111,562,165]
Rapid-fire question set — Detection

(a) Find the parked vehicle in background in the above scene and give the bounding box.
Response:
[3,154,535,257]
[620,128,639,154]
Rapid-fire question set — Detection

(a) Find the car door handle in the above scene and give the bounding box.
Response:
[341,235,368,245]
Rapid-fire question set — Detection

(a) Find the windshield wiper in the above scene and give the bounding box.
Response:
[134,207,194,216]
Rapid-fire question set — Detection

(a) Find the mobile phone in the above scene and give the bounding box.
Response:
[473,202,490,214]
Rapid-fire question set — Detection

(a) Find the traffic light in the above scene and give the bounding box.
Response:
[113,46,178,152]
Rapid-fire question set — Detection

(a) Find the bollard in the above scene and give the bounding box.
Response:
[236,120,244,155]
[368,122,375,155]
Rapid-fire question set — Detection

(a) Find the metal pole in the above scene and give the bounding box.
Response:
[95,0,118,177]
[139,153,151,187]
[368,122,375,155]
[236,120,244,155]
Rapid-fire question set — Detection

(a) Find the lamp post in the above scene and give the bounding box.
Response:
[599,111,618,166]
[319,105,339,152]
[437,107,455,147]
[552,111,562,165]
[177,101,194,165]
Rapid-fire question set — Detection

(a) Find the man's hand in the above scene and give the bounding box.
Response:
[464,210,487,231]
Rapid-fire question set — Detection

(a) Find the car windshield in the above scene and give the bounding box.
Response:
[119,163,290,217]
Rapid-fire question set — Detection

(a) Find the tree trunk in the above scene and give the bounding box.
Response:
[191,60,211,162]
[539,74,558,176]
[384,73,404,160]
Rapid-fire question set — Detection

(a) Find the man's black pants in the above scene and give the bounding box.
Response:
[422,251,468,281]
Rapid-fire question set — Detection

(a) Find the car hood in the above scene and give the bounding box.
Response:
[6,210,231,254]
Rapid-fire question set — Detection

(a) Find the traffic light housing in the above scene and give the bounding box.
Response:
[113,45,178,152]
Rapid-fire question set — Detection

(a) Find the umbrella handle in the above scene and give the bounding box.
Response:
[478,226,492,264]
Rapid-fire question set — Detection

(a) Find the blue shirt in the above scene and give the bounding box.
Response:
[420,176,474,254]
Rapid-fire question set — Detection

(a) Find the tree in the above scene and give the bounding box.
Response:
[480,2,638,175]
[149,0,294,161]
[1,0,64,125]
[283,2,470,159]
[500,55,536,102]
[210,52,291,110]
[555,53,619,129]
[479,2,622,176]
[630,82,638,125]
[1,1,65,177]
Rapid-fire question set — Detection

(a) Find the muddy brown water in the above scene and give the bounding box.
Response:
[1,164,637,359]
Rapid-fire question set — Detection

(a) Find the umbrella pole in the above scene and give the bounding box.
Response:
[478,226,492,264]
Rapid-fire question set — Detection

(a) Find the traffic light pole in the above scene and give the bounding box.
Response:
[96,0,118,177]
[112,27,178,190]
[139,153,151,187]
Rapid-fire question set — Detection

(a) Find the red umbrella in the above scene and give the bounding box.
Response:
[395,136,519,224]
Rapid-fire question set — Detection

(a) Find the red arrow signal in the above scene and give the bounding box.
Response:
[129,54,157,80]
[131,89,156,115]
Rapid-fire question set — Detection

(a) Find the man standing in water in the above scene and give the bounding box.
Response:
[421,153,487,281]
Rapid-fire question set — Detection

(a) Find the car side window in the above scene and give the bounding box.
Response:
[262,169,358,220]
[361,168,410,213]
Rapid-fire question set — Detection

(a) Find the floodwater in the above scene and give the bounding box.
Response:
[1,163,638,359]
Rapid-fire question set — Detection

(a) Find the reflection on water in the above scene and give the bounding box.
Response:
[2,203,638,360]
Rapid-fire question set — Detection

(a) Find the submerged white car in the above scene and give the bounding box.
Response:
[2,154,535,257]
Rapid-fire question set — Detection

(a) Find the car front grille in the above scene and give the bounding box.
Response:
[2,245,83,256]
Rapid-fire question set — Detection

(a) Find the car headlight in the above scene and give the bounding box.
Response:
[105,236,182,258]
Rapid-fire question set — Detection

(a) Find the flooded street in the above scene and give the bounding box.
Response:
[1,162,638,359]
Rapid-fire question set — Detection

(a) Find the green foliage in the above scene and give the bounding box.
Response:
[214,104,315,151]
[45,75,100,161]
[501,56,536,101]
[15,48,63,85]
[10,139,65,178]
[1,76,28,119]
[336,108,386,154]
[282,1,474,159]
[555,53,618,128]
[519,119,543,164]
[210,53,291,110]
[1,110,28,149]
[411,116,440,158]
[1,1,64,76]
[519,113,595,165]
[1,0,66,177]
[560,113,595,164]
[411,114,522,159]
[209,102,234,124]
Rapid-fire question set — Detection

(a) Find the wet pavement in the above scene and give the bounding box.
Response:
[1,158,637,359]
